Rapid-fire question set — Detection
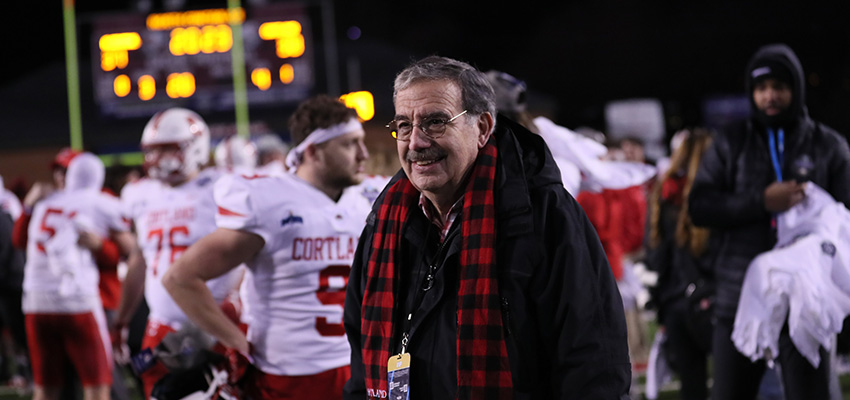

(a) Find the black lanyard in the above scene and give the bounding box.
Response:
[398,221,454,353]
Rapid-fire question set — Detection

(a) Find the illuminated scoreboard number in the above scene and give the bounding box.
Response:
[91,5,314,117]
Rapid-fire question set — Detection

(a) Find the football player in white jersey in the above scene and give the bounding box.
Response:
[115,108,243,399]
[251,133,290,177]
[21,153,141,400]
[214,134,258,176]
[164,95,374,399]
[0,174,22,221]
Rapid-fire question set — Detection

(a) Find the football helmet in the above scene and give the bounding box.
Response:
[254,133,289,165]
[214,135,257,171]
[485,70,527,115]
[141,108,210,184]
[50,147,82,170]
[146,324,239,400]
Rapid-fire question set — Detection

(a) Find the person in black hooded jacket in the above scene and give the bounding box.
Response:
[343,56,631,400]
[689,43,850,400]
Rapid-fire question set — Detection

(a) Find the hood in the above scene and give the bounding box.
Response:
[745,43,808,128]
[65,152,105,192]
[494,114,563,190]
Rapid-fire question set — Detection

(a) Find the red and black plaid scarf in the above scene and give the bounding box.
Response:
[361,141,513,399]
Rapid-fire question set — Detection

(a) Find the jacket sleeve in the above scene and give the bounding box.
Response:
[827,132,850,207]
[576,191,623,280]
[689,132,768,228]
[620,185,647,254]
[343,223,372,400]
[536,188,632,399]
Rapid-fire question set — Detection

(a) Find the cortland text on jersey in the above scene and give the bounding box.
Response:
[291,235,359,261]
[145,206,196,227]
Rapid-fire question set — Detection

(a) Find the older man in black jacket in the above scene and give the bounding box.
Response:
[343,56,631,400]
[690,43,850,400]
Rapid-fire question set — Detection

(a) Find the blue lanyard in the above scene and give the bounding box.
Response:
[767,128,784,182]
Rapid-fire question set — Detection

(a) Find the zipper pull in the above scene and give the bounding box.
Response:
[401,332,409,354]
[422,264,436,291]
[500,297,512,337]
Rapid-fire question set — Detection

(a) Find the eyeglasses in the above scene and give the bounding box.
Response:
[386,110,468,141]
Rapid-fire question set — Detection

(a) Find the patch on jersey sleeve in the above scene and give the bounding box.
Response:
[822,241,836,257]
[280,212,304,227]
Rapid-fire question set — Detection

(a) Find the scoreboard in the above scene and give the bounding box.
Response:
[90,3,314,118]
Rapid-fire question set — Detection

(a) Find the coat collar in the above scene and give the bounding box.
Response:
[492,114,562,238]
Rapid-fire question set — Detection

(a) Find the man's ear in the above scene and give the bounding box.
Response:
[302,143,319,163]
[477,112,495,148]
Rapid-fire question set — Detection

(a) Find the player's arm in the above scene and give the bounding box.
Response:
[114,229,146,330]
[163,227,264,354]
[11,183,53,249]
[107,229,145,363]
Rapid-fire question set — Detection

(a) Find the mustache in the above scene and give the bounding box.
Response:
[407,148,447,162]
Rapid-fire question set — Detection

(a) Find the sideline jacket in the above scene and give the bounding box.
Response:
[344,115,631,399]
[689,44,850,319]
[577,185,647,281]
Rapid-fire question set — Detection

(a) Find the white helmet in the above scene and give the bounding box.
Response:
[141,108,210,183]
[214,135,257,170]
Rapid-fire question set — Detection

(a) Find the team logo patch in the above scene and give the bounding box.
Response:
[281,213,304,227]
[822,241,836,257]
[361,187,381,204]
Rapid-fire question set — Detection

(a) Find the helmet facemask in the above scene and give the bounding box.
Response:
[141,108,211,185]
[143,142,195,185]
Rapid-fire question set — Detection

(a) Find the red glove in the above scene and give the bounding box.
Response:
[225,345,254,385]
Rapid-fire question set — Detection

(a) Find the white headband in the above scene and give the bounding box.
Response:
[285,118,363,170]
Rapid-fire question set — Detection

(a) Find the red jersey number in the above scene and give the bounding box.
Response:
[36,208,66,253]
[147,226,189,277]
[315,265,350,336]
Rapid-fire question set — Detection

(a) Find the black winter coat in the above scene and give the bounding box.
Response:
[343,116,631,399]
[689,45,850,319]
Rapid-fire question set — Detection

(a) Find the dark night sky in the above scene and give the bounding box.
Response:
[2,0,849,151]
[334,1,850,131]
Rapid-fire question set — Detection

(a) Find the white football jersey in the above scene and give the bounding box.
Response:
[1,188,22,221]
[122,169,242,328]
[214,172,376,376]
[253,160,287,177]
[23,190,128,314]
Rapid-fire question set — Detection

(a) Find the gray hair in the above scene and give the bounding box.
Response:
[393,56,496,125]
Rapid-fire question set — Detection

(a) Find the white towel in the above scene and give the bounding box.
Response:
[733,183,850,367]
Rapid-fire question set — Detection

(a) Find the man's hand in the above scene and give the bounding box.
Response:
[764,181,806,212]
[110,322,131,365]
[23,182,55,209]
